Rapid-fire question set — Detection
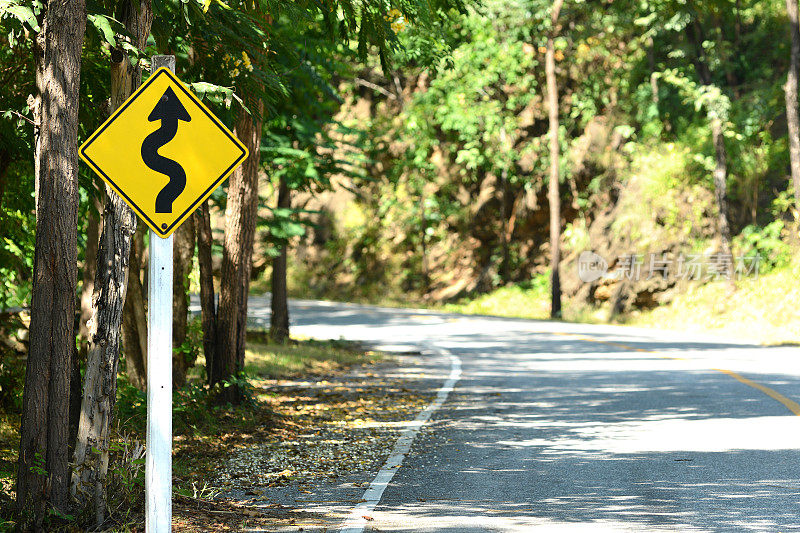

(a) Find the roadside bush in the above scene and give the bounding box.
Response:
[0,354,23,415]
[116,379,147,435]
[733,220,792,273]
[0,315,26,413]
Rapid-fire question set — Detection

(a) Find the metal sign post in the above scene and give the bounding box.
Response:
[146,54,175,533]
[146,228,173,531]
[78,52,248,532]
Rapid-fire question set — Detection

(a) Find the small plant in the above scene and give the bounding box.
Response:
[30,452,46,477]
[105,432,145,522]
[175,481,220,500]
[116,380,147,435]
[216,373,257,406]
[46,506,75,523]
[174,318,203,371]
[173,380,218,433]
[733,220,791,273]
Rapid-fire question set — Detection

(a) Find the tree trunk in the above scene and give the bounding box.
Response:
[419,188,430,291]
[213,102,263,402]
[71,192,98,456]
[71,0,152,524]
[687,20,734,264]
[648,38,659,106]
[30,25,44,214]
[711,119,733,257]
[546,0,564,319]
[68,341,82,457]
[499,127,511,283]
[196,200,218,385]
[500,167,510,282]
[122,225,148,390]
[17,0,85,524]
[270,177,291,343]
[688,21,713,85]
[78,193,102,348]
[172,215,195,387]
[75,195,101,444]
[786,0,800,207]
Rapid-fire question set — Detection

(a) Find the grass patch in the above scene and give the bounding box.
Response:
[443,280,551,320]
[621,259,800,345]
[440,273,604,323]
[243,334,381,379]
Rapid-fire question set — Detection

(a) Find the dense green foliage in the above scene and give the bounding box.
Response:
[0,0,465,526]
[284,0,799,309]
[2,0,800,524]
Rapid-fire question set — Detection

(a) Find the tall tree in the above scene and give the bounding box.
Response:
[121,225,148,390]
[786,0,800,207]
[196,200,218,384]
[686,20,733,260]
[205,0,466,399]
[710,117,733,257]
[172,216,195,387]
[499,127,512,283]
[71,0,152,523]
[546,0,565,318]
[213,102,264,401]
[270,176,291,343]
[16,0,86,524]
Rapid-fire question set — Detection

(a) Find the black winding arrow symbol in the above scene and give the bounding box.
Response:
[141,86,191,214]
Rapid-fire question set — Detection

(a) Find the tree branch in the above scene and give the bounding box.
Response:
[354,78,396,99]
[0,109,36,126]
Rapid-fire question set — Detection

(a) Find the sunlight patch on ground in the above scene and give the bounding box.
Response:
[496,415,800,454]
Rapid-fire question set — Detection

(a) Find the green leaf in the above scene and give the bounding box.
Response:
[0,1,40,31]
[88,14,117,47]
[189,81,249,114]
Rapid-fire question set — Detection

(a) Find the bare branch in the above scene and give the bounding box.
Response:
[354,78,396,99]
[0,109,36,126]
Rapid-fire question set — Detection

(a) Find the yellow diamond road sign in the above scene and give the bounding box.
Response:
[80,68,248,238]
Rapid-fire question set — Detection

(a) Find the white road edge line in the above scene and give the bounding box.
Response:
[338,348,462,533]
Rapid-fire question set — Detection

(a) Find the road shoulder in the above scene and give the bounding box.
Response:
[179,348,451,532]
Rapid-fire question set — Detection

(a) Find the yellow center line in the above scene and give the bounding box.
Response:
[539,330,800,416]
[713,368,800,416]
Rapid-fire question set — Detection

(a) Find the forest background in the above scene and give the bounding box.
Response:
[1,0,800,529]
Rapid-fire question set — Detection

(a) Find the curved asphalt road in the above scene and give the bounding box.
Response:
[245,297,800,532]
